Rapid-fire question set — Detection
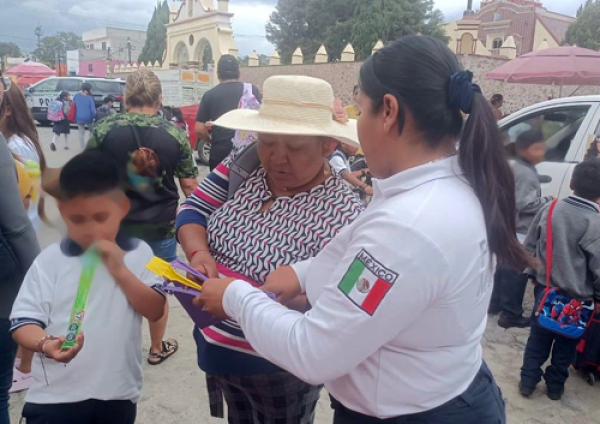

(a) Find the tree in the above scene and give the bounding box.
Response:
[0,42,22,58]
[565,0,600,50]
[138,0,170,65]
[33,32,84,67]
[266,0,447,63]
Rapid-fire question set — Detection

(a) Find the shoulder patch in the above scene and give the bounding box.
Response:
[338,249,398,315]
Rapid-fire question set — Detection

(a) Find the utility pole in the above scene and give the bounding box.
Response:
[35,25,43,48]
[127,37,132,65]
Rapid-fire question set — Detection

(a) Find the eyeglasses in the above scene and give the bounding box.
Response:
[1,77,12,92]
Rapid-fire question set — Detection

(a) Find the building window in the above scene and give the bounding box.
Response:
[492,38,503,49]
[102,42,107,51]
[89,44,94,50]
[88,64,94,72]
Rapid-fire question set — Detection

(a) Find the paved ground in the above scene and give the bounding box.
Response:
[8,126,600,423]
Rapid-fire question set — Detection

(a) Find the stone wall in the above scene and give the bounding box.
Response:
[240,55,600,114]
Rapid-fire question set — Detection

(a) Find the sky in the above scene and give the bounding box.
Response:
[0,0,587,58]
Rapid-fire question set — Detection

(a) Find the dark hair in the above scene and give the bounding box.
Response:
[60,150,123,200]
[353,85,359,95]
[585,137,600,160]
[103,95,116,104]
[81,82,92,94]
[516,129,544,150]
[0,84,46,170]
[217,54,240,81]
[359,35,529,269]
[491,94,504,106]
[171,107,184,122]
[572,160,600,201]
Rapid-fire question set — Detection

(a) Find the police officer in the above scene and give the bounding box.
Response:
[198,36,527,423]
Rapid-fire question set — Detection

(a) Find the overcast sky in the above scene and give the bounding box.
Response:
[0,0,586,57]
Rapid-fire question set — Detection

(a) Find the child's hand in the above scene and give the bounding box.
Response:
[95,240,126,276]
[42,333,85,364]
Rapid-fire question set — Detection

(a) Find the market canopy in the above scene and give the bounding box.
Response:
[5,62,56,78]
[486,46,600,87]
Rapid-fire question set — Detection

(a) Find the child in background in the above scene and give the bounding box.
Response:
[170,107,189,138]
[10,150,166,424]
[492,129,553,329]
[95,95,116,123]
[51,91,72,151]
[520,160,600,401]
[329,142,373,197]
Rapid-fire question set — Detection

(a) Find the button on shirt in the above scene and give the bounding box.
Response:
[223,157,495,418]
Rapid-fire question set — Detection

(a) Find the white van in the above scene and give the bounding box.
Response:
[499,96,600,199]
[25,77,125,125]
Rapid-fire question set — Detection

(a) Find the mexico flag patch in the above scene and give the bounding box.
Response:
[338,250,399,315]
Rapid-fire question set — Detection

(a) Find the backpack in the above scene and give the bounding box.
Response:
[47,100,65,122]
[227,142,261,200]
[232,83,261,149]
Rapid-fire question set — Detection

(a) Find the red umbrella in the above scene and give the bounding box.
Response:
[486,46,600,95]
[5,62,56,77]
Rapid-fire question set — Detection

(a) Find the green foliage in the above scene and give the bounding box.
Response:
[565,0,600,50]
[266,0,447,63]
[33,32,84,67]
[0,42,22,58]
[138,0,170,65]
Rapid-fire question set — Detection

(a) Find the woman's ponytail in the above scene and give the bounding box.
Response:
[459,91,531,269]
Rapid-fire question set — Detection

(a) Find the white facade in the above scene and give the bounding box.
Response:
[82,27,147,62]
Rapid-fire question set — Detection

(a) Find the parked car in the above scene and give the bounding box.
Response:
[180,103,211,166]
[24,76,125,126]
[499,96,600,199]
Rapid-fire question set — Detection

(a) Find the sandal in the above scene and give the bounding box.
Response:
[148,339,179,365]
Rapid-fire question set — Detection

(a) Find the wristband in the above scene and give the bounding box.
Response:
[189,249,210,261]
[38,335,59,358]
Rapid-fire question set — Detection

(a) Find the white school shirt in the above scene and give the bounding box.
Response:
[10,240,163,404]
[7,134,41,229]
[223,156,494,418]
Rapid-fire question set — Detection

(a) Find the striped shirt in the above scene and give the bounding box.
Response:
[176,150,362,374]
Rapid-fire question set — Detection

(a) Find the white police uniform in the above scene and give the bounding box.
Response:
[223,156,502,420]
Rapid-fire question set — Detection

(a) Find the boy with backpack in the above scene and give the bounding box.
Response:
[492,129,553,329]
[10,150,166,423]
[519,159,600,401]
[95,96,117,123]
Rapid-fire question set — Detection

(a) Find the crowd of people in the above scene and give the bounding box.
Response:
[1,34,599,424]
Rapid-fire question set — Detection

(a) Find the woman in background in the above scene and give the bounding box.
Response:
[0,83,47,394]
[0,75,40,424]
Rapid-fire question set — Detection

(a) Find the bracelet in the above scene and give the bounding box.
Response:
[37,335,58,358]
[189,249,210,261]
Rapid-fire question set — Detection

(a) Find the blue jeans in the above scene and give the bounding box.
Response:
[332,362,505,424]
[0,319,16,424]
[146,237,177,262]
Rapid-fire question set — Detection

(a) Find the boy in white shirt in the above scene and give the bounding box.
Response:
[10,149,166,424]
[329,142,373,197]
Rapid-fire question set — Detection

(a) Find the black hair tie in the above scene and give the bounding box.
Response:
[448,70,481,114]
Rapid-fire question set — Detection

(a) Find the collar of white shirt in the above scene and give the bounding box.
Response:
[372,156,463,198]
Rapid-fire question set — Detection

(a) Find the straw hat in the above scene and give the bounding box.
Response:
[211,75,360,148]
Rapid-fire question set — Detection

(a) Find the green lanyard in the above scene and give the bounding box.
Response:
[62,249,101,349]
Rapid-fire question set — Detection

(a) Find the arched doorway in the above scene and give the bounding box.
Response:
[174,41,189,68]
[194,38,213,71]
[460,33,474,55]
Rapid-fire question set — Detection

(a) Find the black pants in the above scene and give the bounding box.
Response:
[520,285,580,391]
[22,399,136,424]
[209,142,233,171]
[332,362,505,424]
[490,265,528,318]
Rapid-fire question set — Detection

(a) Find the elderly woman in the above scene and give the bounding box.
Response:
[176,75,362,423]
